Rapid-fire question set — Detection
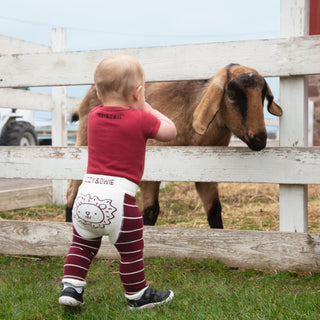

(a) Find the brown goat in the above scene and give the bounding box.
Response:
[66,63,283,228]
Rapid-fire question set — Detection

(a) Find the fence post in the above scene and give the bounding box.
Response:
[279,0,309,232]
[51,28,67,205]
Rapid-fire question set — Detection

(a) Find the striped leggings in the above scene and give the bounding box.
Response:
[62,193,148,296]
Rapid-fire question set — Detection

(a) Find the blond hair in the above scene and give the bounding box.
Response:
[94,54,145,101]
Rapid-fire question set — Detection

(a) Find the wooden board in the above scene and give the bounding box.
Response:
[1,220,320,272]
[0,34,51,54]
[279,0,309,232]
[0,185,52,211]
[1,146,320,185]
[0,88,81,112]
[0,35,320,87]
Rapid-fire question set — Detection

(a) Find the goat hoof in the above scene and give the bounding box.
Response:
[65,206,73,222]
[142,200,160,225]
[207,199,223,229]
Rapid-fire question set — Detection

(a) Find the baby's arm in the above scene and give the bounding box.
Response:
[143,102,177,142]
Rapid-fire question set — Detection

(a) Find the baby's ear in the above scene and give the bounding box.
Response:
[134,85,143,101]
[96,90,102,101]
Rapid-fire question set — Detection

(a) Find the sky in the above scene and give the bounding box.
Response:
[0,0,281,105]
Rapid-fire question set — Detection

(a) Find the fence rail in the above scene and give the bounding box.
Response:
[0,88,81,112]
[1,146,320,185]
[0,35,320,88]
[2,220,320,272]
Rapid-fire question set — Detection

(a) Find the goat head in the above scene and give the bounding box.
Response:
[192,64,282,151]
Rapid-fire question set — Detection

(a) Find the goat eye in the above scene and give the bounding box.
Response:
[227,89,236,100]
[227,81,239,100]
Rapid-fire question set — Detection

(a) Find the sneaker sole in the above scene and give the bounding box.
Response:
[128,290,174,310]
[59,295,84,307]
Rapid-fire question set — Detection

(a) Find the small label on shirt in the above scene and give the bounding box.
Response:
[97,113,122,119]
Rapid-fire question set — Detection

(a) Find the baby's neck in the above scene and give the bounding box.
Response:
[101,97,132,109]
[101,98,142,110]
[102,97,127,106]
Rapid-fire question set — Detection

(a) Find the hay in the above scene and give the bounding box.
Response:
[2,182,320,233]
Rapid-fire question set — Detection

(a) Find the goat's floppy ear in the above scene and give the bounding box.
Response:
[192,68,227,135]
[265,82,283,117]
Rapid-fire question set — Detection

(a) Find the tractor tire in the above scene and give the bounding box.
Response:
[1,121,38,146]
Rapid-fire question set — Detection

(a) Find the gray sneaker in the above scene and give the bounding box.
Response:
[127,287,174,310]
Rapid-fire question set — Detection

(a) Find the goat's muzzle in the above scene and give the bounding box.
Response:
[244,131,267,151]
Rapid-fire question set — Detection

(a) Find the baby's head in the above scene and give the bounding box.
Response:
[94,54,145,104]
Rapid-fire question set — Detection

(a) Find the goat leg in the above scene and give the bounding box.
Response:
[65,179,82,222]
[139,181,161,225]
[195,182,223,229]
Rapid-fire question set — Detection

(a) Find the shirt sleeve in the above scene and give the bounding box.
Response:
[141,109,161,139]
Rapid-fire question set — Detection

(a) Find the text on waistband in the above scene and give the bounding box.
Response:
[85,176,115,185]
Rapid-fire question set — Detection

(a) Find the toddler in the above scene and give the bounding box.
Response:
[59,53,177,310]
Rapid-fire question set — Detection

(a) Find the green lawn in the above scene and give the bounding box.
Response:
[1,182,320,318]
[1,255,319,320]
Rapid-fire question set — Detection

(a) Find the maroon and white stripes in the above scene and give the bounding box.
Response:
[63,229,102,283]
[62,193,148,295]
[114,194,147,295]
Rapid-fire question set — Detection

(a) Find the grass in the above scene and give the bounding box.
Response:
[1,182,320,318]
[0,204,66,221]
[1,255,320,320]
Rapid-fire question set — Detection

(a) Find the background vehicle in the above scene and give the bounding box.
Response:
[0,108,38,146]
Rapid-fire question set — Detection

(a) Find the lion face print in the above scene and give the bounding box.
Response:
[73,194,117,229]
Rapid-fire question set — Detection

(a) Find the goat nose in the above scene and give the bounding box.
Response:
[248,132,267,151]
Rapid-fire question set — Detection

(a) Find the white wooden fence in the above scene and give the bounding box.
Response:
[1,0,320,272]
[0,30,82,204]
